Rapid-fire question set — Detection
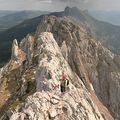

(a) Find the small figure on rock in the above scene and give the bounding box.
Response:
[60,71,69,93]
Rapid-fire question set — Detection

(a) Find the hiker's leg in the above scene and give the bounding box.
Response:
[63,86,66,92]
[61,85,64,93]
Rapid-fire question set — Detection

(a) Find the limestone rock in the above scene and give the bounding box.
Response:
[36,32,73,92]
[0,68,3,80]
[36,16,120,119]
[10,90,106,120]
[9,32,110,120]
[61,41,68,61]
[11,39,19,61]
[0,16,116,120]
[20,34,35,64]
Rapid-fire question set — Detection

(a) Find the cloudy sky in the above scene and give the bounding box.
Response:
[0,0,120,11]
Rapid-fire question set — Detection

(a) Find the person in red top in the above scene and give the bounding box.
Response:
[60,71,69,93]
[61,71,67,80]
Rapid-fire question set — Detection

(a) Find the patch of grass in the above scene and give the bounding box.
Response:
[11,100,22,111]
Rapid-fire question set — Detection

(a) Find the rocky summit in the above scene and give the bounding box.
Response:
[0,15,120,120]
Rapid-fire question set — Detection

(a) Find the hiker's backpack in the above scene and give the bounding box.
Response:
[66,79,69,86]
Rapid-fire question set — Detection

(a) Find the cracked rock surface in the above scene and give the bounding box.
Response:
[0,15,117,120]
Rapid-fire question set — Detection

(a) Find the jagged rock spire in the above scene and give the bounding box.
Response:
[20,34,34,64]
[27,35,34,64]
[11,39,19,61]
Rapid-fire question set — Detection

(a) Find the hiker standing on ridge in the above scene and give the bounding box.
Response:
[60,71,69,93]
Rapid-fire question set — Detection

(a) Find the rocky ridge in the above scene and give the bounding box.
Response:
[0,15,118,120]
[0,32,110,120]
[36,16,120,120]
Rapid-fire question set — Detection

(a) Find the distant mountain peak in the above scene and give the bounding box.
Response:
[64,6,81,14]
[65,6,79,11]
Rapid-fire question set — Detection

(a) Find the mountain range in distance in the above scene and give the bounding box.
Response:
[0,10,16,17]
[0,10,49,32]
[90,11,120,26]
[1,7,120,67]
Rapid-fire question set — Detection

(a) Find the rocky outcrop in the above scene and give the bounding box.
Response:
[9,32,110,120]
[0,31,113,120]
[36,16,120,119]
[0,15,118,120]
[10,90,106,120]
[20,35,35,65]
[11,39,19,61]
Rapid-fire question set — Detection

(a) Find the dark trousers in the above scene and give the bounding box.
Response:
[61,85,66,93]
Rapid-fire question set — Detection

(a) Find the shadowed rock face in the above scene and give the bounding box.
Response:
[0,15,118,120]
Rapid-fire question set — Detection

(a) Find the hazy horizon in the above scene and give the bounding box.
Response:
[0,0,120,12]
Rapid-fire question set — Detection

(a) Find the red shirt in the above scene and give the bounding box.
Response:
[62,74,67,81]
